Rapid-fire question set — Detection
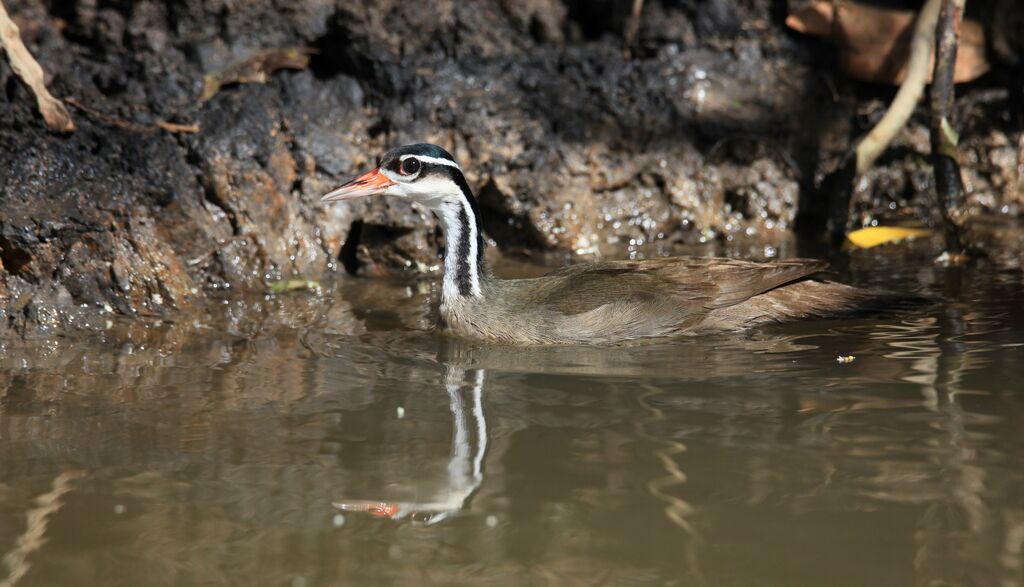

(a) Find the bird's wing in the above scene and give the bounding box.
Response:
[536,257,829,316]
[691,257,829,308]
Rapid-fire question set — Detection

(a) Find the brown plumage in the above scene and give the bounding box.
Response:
[323,144,896,345]
[443,257,881,344]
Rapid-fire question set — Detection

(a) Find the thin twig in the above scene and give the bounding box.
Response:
[854,0,943,175]
[0,0,75,132]
[930,0,967,254]
[65,97,151,132]
[155,120,200,134]
[66,97,200,134]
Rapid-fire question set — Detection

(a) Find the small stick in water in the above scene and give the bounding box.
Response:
[930,0,968,256]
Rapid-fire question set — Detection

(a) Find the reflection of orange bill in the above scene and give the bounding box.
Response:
[322,168,395,201]
[334,500,401,518]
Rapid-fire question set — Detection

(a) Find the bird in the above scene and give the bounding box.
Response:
[323,143,896,345]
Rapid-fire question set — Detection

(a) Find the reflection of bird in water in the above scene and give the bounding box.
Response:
[322,143,901,345]
[434,331,820,380]
[317,330,818,529]
[333,366,487,524]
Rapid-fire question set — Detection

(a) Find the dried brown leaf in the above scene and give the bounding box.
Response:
[786,1,988,84]
[201,46,315,102]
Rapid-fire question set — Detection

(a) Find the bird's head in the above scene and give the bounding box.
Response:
[322,143,468,210]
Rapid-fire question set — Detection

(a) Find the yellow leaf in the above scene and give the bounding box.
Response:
[266,279,321,294]
[847,226,932,248]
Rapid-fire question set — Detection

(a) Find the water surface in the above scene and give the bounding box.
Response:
[2,243,1023,586]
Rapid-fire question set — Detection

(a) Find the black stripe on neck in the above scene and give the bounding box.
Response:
[455,204,474,296]
[433,165,486,296]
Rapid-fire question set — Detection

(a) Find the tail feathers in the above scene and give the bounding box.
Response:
[707,280,927,330]
[762,280,927,321]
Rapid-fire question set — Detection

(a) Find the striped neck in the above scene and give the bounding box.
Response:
[434,171,486,302]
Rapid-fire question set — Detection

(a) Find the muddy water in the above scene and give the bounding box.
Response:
[2,243,1023,587]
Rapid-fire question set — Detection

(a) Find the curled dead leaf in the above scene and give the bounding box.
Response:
[201,47,316,102]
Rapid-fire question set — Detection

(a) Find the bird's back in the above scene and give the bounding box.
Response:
[443,257,883,344]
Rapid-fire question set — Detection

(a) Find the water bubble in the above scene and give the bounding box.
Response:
[333,514,346,527]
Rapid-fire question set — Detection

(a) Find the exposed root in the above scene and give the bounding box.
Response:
[0,0,75,132]
[854,0,942,175]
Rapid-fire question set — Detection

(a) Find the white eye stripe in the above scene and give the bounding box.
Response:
[379,167,404,182]
[399,154,461,170]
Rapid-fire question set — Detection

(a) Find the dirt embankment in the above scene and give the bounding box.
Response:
[1,0,1021,333]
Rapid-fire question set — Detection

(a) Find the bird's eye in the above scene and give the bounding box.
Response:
[400,158,421,176]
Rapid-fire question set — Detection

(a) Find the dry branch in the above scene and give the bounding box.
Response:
[0,0,75,132]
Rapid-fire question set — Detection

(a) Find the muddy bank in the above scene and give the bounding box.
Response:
[1,0,1022,333]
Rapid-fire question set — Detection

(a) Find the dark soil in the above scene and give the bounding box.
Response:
[1,0,1022,332]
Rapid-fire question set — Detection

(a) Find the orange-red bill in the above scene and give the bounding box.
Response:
[334,500,401,518]
[322,168,395,202]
